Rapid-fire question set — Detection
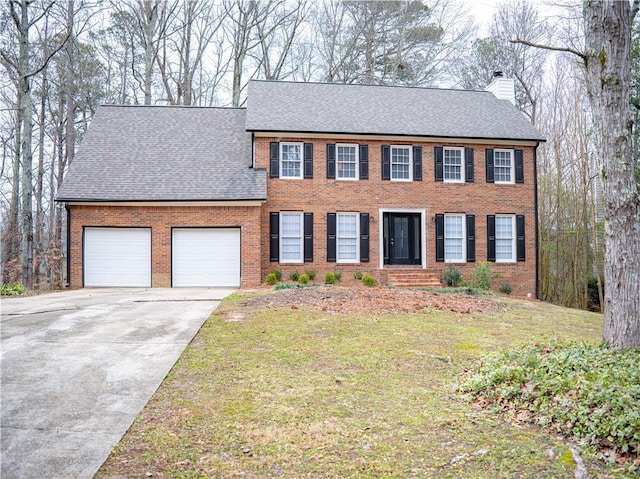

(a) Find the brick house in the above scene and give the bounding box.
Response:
[57,78,544,296]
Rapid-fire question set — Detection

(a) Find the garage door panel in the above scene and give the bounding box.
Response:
[84,228,151,287]
[172,229,240,287]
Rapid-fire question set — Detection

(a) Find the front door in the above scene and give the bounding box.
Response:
[384,213,422,265]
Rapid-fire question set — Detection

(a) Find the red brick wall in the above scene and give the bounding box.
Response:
[68,205,262,288]
[256,137,538,297]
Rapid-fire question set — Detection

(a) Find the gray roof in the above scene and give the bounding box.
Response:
[245,80,545,142]
[57,106,266,202]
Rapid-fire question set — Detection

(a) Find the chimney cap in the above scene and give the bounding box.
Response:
[493,70,504,78]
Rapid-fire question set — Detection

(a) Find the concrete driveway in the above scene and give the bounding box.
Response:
[1,287,233,479]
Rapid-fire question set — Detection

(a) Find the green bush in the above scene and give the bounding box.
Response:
[324,272,336,285]
[298,273,309,284]
[443,265,462,287]
[459,341,640,467]
[354,271,363,280]
[265,273,279,286]
[1,282,28,296]
[470,262,491,290]
[499,283,513,295]
[305,270,317,280]
[271,269,283,281]
[334,271,342,282]
[289,271,300,281]
[362,274,377,287]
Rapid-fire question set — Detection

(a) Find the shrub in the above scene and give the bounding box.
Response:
[271,269,283,281]
[362,274,377,287]
[305,270,317,280]
[324,272,336,285]
[459,341,640,468]
[354,271,363,280]
[1,282,27,296]
[298,273,309,284]
[470,262,491,290]
[587,275,604,312]
[499,283,513,295]
[334,271,342,282]
[443,265,462,287]
[289,271,300,281]
[265,273,278,286]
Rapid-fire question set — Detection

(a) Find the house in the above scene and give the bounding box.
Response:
[57,77,544,295]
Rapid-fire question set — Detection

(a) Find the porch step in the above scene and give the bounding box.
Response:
[387,270,442,288]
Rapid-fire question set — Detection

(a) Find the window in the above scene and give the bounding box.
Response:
[280,212,303,263]
[495,215,516,262]
[336,144,358,180]
[337,213,359,263]
[391,146,412,181]
[494,149,514,183]
[280,143,303,178]
[444,214,465,262]
[444,148,464,182]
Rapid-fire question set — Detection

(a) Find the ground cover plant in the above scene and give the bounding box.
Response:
[97,287,633,479]
[0,282,28,296]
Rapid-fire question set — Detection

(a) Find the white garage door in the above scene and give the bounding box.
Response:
[84,228,151,287]
[172,228,240,287]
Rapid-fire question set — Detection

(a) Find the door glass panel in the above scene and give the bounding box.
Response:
[393,216,409,260]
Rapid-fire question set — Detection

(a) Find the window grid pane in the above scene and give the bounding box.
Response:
[337,145,357,179]
[495,216,513,260]
[391,147,410,180]
[494,150,512,182]
[444,149,462,181]
[281,213,302,261]
[337,214,358,261]
[444,215,464,261]
[281,144,301,177]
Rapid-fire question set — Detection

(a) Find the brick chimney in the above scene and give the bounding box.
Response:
[485,71,515,106]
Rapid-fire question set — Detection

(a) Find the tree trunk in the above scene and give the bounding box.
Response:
[583,0,640,349]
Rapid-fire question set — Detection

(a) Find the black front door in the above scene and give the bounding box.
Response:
[384,213,421,265]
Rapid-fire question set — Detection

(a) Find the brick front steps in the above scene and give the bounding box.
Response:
[386,269,442,288]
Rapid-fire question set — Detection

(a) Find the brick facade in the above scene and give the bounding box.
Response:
[68,204,262,288]
[256,137,538,297]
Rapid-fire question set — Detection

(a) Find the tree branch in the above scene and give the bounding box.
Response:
[510,38,587,61]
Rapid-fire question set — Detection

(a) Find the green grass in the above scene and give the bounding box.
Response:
[95,292,623,479]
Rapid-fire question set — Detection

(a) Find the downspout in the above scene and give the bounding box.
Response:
[65,203,71,288]
[251,132,255,168]
[533,142,540,300]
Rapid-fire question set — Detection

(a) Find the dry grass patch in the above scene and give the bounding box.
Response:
[97,289,614,479]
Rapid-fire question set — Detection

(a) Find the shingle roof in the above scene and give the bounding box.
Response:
[245,80,545,142]
[57,106,266,202]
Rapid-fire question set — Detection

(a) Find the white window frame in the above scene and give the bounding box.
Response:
[390,145,412,182]
[336,212,360,264]
[279,142,303,179]
[279,212,304,263]
[336,144,359,181]
[443,147,464,183]
[495,214,516,263]
[494,149,514,184]
[444,214,466,263]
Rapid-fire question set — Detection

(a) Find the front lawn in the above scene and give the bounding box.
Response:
[97,287,621,479]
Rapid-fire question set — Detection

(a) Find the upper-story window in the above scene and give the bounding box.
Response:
[391,146,412,181]
[280,142,303,179]
[444,147,464,182]
[494,149,514,184]
[337,144,358,180]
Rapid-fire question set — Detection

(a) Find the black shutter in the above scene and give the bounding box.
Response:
[434,146,443,181]
[304,143,313,179]
[304,212,313,262]
[381,145,391,180]
[360,213,370,262]
[326,143,336,179]
[465,147,474,182]
[466,214,476,262]
[413,146,422,181]
[269,212,279,262]
[485,149,494,183]
[359,144,369,179]
[435,214,445,262]
[327,213,337,262]
[270,142,279,178]
[516,215,526,261]
[515,149,524,183]
[487,215,496,261]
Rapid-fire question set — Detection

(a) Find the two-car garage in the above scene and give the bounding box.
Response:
[83,227,241,288]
